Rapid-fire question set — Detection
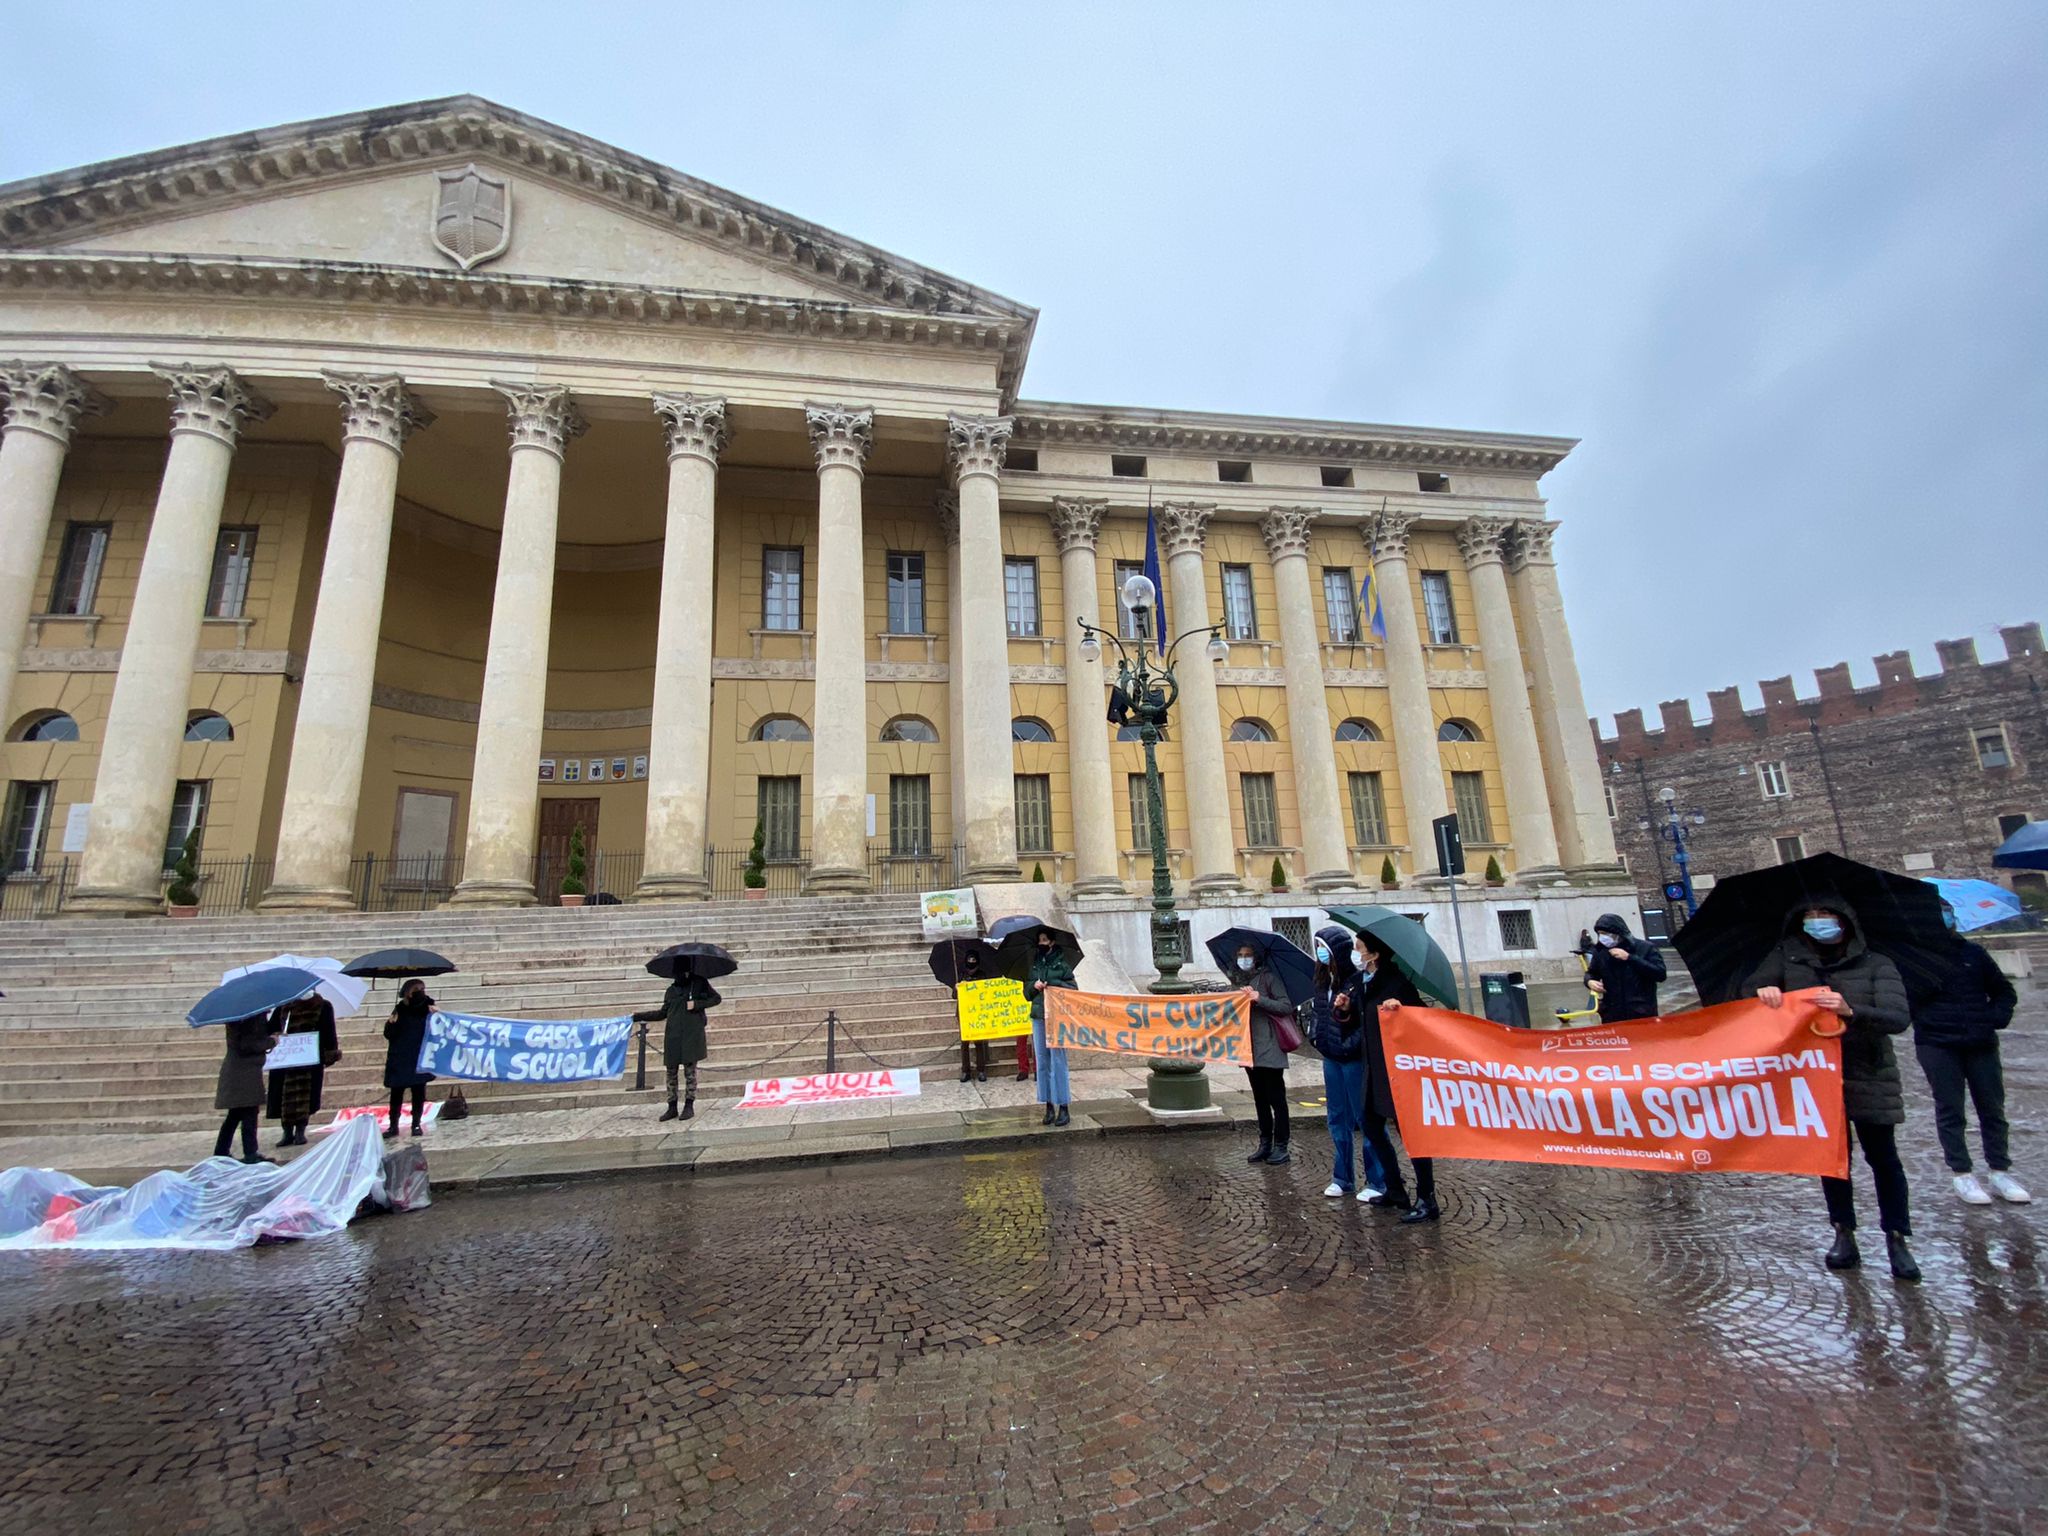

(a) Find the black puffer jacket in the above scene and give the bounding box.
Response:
[1912,940,2017,1048]
[1309,925,1363,1061]
[1585,912,1667,1024]
[1357,958,1424,1121]
[1741,896,1911,1125]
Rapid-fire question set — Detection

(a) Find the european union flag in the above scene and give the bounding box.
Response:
[1360,563,1387,641]
[1143,494,1167,655]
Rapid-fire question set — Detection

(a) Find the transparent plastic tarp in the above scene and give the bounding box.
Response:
[0,1114,428,1251]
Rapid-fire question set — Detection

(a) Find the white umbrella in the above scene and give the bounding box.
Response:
[220,954,369,1018]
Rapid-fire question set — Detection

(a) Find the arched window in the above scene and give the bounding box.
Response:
[1116,723,1168,743]
[1010,717,1055,744]
[1335,718,1381,743]
[1437,719,1480,743]
[13,711,79,743]
[750,714,812,743]
[185,712,233,743]
[881,716,939,744]
[1228,718,1275,743]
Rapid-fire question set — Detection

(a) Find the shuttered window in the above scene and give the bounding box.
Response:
[1014,774,1053,854]
[1323,568,1358,643]
[1451,771,1492,843]
[889,775,931,856]
[1241,773,1279,848]
[757,776,802,860]
[1348,772,1388,845]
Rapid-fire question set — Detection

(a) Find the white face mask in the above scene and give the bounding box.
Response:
[1596,933,1621,949]
[1354,948,1372,972]
[1236,955,1255,972]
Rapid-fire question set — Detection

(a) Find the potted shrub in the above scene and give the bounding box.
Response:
[559,824,588,907]
[1379,855,1399,890]
[1031,863,1046,883]
[165,830,200,919]
[1484,854,1505,887]
[742,816,768,900]
[1269,856,1288,892]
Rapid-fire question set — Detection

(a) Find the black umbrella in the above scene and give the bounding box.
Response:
[1675,851,1970,1006]
[647,942,738,980]
[342,948,458,979]
[929,938,1002,989]
[1204,925,1316,1006]
[989,917,1083,981]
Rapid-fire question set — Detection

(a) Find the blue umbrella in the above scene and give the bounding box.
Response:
[1923,878,2024,932]
[1205,925,1316,1005]
[1992,821,2048,872]
[186,967,323,1027]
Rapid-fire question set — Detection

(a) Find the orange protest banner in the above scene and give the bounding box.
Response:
[1045,988,1257,1066]
[1382,991,1848,1178]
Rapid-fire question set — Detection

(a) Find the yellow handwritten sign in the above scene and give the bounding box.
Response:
[957,977,1032,1042]
[1046,988,1256,1064]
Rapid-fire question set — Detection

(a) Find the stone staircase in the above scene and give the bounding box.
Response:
[0,895,962,1136]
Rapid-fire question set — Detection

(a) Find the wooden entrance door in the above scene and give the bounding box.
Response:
[536,798,600,905]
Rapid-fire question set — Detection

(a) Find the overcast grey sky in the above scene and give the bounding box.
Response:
[6,1,2043,726]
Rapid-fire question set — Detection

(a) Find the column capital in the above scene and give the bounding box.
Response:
[806,402,874,472]
[1505,518,1558,572]
[151,364,274,448]
[1456,515,1513,571]
[1364,508,1415,562]
[1048,496,1108,555]
[933,489,960,547]
[1258,505,1318,562]
[323,372,433,453]
[0,361,111,445]
[490,381,587,459]
[1156,500,1216,561]
[946,413,1013,483]
[652,392,729,465]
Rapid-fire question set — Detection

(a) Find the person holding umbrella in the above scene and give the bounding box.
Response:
[1582,913,1667,1024]
[213,1009,279,1163]
[265,992,340,1148]
[991,918,1083,1127]
[382,977,438,1139]
[637,943,734,1121]
[952,945,993,1083]
[1913,902,2026,1206]
[1308,925,1384,1199]
[1206,926,1311,1166]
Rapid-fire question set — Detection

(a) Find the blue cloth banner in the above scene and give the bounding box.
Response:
[419,1010,633,1083]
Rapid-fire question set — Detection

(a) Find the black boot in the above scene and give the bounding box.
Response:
[1266,1138,1291,1166]
[680,1096,695,1121]
[1399,1199,1440,1224]
[1042,1104,1056,1126]
[1246,1135,1273,1164]
[1824,1224,1861,1271]
[659,1097,679,1122]
[1886,1232,1921,1283]
[1055,1105,1070,1127]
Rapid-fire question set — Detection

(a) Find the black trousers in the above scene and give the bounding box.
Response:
[1821,1119,1911,1235]
[213,1106,259,1159]
[1246,1066,1290,1144]
[388,1084,427,1128]
[1363,1112,1435,1205]
[959,1039,990,1075]
[1914,1039,2010,1173]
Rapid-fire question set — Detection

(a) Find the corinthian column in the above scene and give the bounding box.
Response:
[1459,516,1561,877]
[937,491,965,859]
[1158,501,1244,895]
[1366,512,1449,883]
[948,414,1021,883]
[68,366,273,915]
[635,393,728,902]
[0,363,109,730]
[1050,497,1121,894]
[803,403,874,894]
[262,375,434,910]
[449,383,586,907]
[1260,507,1354,892]
[1507,520,1617,871]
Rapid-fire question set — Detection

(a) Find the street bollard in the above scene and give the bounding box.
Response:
[635,1017,649,1092]
[825,1010,838,1074]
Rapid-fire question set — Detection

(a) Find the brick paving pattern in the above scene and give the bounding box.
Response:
[3,998,2044,1535]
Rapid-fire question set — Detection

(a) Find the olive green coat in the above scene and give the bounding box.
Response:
[634,977,720,1068]
[1027,948,1077,1022]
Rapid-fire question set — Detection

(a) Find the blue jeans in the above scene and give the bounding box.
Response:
[1321,1057,1384,1192]
[1031,1016,1071,1105]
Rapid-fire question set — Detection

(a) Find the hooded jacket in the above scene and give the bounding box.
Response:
[1741,895,1910,1125]
[1584,913,1667,1024]
[1912,939,2016,1048]
[1310,925,1363,1061]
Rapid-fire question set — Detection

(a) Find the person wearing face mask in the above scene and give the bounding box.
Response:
[1748,896,1919,1280]
[1357,934,1438,1222]
[1582,913,1667,1024]
[1912,902,2026,1206]
[1237,941,1296,1166]
[1028,932,1078,1127]
[1309,926,1385,1197]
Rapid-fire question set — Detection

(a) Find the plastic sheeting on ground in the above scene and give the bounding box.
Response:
[0,1115,427,1251]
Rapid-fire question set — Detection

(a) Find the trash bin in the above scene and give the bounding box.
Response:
[1480,971,1530,1028]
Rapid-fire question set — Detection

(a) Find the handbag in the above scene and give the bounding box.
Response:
[441,1087,470,1120]
[1273,1007,1306,1055]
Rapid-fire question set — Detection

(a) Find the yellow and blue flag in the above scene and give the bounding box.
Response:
[1360,563,1387,641]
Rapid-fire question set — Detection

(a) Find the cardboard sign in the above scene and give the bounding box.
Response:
[920,888,979,938]
[1045,988,1257,1066]
[1381,992,1848,1178]
[738,1069,922,1108]
[316,1101,442,1134]
[264,1032,321,1072]
[957,977,1032,1041]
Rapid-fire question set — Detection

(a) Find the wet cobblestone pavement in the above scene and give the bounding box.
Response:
[4,1016,2045,1535]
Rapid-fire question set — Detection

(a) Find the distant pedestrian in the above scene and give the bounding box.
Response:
[633,965,720,1121]
[1359,935,1438,1223]
[1236,938,1296,1166]
[1583,913,1667,1024]
[266,993,339,1148]
[1914,904,2028,1206]
[382,978,437,1139]
[1309,925,1386,1198]
[1028,931,1077,1126]
[1749,896,1921,1281]
[213,1010,278,1164]
[954,949,992,1084]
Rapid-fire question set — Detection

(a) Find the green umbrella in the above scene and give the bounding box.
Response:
[1325,905,1460,1009]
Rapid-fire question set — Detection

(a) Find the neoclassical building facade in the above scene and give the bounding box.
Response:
[0,97,1615,915]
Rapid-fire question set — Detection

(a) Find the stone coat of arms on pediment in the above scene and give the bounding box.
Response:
[430,163,511,271]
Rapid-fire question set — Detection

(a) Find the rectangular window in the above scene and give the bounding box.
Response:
[1603,783,1618,818]
[885,551,926,635]
[206,526,258,619]
[1348,772,1388,846]
[1003,446,1038,472]
[1497,909,1537,951]
[4,781,54,875]
[1014,774,1053,854]
[1241,772,1279,848]
[1420,571,1458,644]
[47,522,110,616]
[1451,771,1492,842]
[163,780,209,873]
[1274,915,1314,952]
[1756,760,1790,799]
[1004,557,1040,638]
[1221,564,1257,640]
[757,776,802,860]
[762,546,804,632]
[1322,568,1359,644]
[1417,472,1451,493]
[1972,725,2013,769]
[889,774,931,857]
[1111,454,1147,478]
[1217,459,1252,483]
[1320,466,1354,489]
[1128,773,1154,852]
[1114,560,1146,639]
[1775,833,1806,865]
[1997,813,2029,841]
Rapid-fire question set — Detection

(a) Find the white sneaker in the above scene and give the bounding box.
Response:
[1987,1172,2033,1204]
[1953,1173,1993,1205]
[1322,1180,1346,1198]
[1357,1186,1385,1204]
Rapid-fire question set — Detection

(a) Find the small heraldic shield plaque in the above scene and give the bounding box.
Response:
[431,163,511,271]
